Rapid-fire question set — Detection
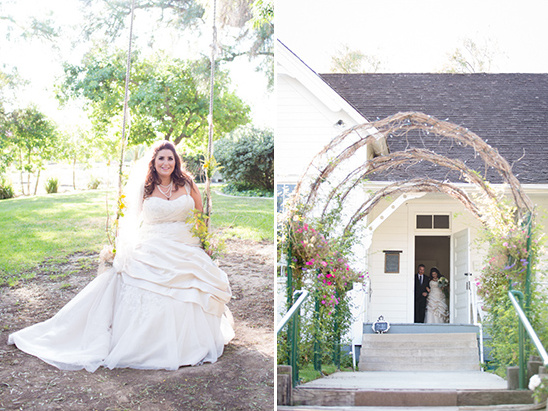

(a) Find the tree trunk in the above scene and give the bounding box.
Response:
[19,149,25,196]
[73,155,77,190]
[27,150,31,196]
[34,168,41,195]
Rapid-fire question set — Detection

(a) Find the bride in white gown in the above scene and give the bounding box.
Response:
[425,267,449,324]
[8,141,234,372]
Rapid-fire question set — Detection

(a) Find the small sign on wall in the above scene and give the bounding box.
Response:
[384,250,402,273]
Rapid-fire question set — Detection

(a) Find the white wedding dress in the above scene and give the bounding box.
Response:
[8,194,234,372]
[425,279,449,324]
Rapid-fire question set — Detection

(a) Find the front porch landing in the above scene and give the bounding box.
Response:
[289,371,534,408]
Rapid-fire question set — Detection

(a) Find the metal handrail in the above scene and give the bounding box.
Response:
[276,289,309,334]
[508,290,548,390]
[469,281,485,366]
[509,290,548,365]
[277,289,310,387]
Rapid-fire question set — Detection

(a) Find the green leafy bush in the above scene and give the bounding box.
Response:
[181,153,206,183]
[87,176,101,190]
[214,127,273,191]
[45,177,59,194]
[221,181,273,197]
[0,176,14,199]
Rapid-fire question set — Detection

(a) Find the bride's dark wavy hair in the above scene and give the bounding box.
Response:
[143,141,194,198]
[430,267,441,278]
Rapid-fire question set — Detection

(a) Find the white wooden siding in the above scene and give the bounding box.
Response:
[365,193,482,323]
[276,74,364,182]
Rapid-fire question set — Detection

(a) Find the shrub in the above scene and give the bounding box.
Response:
[214,127,273,191]
[87,176,101,190]
[221,181,273,197]
[181,153,206,183]
[0,176,14,199]
[45,177,59,194]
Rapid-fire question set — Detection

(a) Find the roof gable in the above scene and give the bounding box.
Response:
[277,40,367,125]
[320,73,548,184]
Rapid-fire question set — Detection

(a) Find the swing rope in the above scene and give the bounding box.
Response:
[108,0,136,245]
[204,0,217,228]
[118,0,137,201]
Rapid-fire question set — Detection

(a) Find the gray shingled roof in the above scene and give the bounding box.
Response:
[320,73,548,184]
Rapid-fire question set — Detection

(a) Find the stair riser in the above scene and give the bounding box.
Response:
[360,357,479,365]
[360,350,478,358]
[363,324,481,335]
[360,332,480,372]
[359,363,480,371]
[293,389,533,407]
[362,333,478,342]
[361,345,478,352]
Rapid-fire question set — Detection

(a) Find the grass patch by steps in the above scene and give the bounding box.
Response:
[0,187,273,285]
[298,363,354,384]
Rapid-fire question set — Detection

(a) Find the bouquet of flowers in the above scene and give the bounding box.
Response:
[438,276,449,298]
[438,276,448,288]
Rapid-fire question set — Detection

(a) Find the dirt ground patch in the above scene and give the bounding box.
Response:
[0,238,275,410]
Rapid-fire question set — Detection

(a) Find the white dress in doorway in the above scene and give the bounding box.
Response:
[425,279,449,323]
[8,193,234,372]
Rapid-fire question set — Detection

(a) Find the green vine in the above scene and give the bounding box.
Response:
[474,193,548,376]
[278,192,367,374]
[186,209,225,260]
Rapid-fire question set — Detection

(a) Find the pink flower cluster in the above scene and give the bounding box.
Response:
[291,217,368,314]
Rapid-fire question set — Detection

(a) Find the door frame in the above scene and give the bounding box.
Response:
[407,204,453,323]
[452,228,471,324]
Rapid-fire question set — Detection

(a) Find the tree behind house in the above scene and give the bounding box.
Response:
[7,106,59,195]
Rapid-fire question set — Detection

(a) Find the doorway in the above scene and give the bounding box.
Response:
[414,235,451,323]
[414,236,451,281]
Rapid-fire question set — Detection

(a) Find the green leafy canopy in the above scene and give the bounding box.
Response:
[57,47,251,151]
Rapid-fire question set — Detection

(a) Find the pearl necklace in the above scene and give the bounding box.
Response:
[157,182,173,200]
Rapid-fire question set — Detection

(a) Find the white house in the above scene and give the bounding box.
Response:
[276,39,548,332]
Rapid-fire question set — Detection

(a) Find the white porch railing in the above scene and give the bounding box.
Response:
[349,277,371,369]
[469,278,485,367]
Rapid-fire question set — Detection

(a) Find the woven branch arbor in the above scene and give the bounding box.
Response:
[291,111,534,234]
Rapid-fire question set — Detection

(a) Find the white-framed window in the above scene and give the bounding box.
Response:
[416,214,450,230]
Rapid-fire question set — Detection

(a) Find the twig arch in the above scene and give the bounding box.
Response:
[292,112,533,234]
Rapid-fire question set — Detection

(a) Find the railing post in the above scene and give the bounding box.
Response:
[286,225,294,308]
[333,289,341,370]
[524,212,532,315]
[286,226,294,365]
[278,290,309,388]
[313,294,322,372]
[289,303,300,387]
[510,290,527,390]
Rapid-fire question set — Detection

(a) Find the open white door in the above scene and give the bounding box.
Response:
[453,228,471,323]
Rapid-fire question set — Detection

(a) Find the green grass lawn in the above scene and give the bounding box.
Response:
[0,188,273,284]
[209,188,274,242]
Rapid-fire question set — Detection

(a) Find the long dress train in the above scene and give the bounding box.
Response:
[8,194,234,372]
[425,279,449,324]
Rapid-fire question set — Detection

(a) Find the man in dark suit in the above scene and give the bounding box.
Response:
[414,264,429,323]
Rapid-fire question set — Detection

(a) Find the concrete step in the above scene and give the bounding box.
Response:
[363,323,480,334]
[292,388,534,407]
[361,347,478,357]
[362,340,478,350]
[360,362,479,372]
[280,371,534,409]
[280,407,538,410]
[362,332,478,342]
[359,333,480,372]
